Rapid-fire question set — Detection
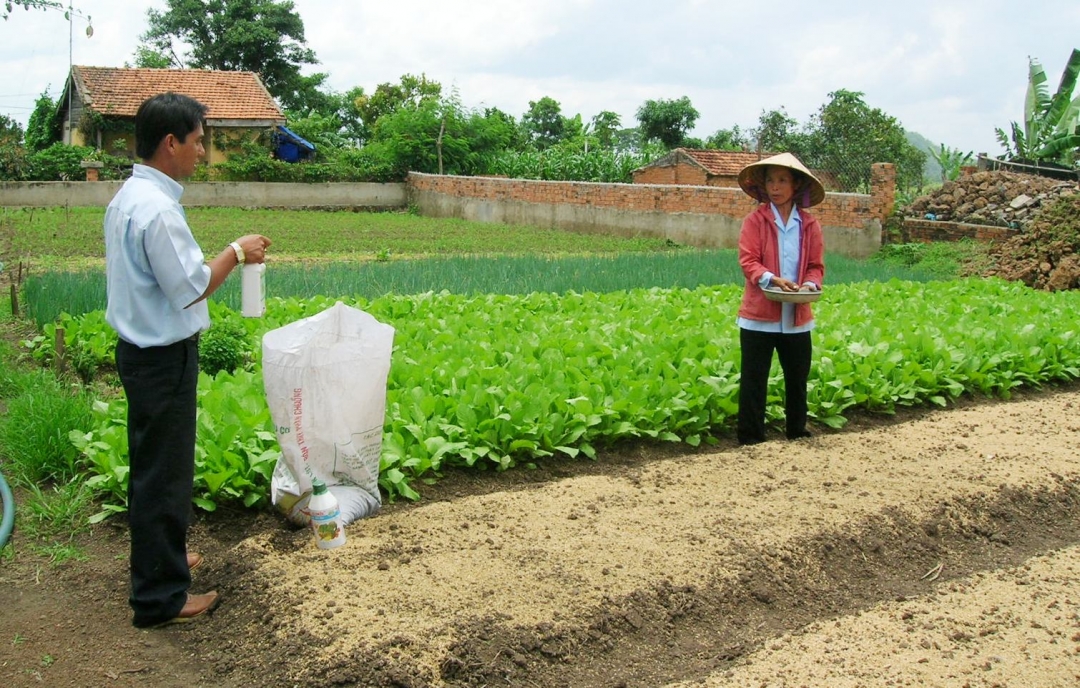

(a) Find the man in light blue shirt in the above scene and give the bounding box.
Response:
[105,92,270,628]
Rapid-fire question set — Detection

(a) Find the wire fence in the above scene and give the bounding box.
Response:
[976,154,1080,181]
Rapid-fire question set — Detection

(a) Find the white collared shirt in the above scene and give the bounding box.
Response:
[105,164,211,347]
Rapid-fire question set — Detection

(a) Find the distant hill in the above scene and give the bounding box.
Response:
[905,130,944,184]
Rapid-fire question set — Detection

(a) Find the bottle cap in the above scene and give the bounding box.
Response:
[311,479,327,495]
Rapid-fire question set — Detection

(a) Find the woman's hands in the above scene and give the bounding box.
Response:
[769,277,800,292]
[769,277,820,293]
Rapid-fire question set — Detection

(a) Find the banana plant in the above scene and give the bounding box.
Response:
[995,48,1080,166]
[928,144,974,182]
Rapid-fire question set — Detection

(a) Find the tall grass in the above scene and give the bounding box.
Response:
[21,270,106,326]
[0,369,94,484]
[23,250,942,325]
[17,480,96,549]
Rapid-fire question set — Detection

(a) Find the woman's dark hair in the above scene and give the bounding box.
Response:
[134,92,208,160]
[788,168,812,207]
[757,165,812,207]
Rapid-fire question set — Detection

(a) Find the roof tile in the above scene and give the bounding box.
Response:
[678,149,772,176]
[72,66,284,122]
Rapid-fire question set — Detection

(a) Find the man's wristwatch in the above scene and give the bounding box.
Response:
[229,241,245,265]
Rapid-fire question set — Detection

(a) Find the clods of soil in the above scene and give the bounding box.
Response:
[2,383,1079,687]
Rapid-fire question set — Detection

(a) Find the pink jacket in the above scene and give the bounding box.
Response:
[737,204,825,327]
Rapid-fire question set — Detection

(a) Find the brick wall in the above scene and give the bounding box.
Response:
[407,164,895,259]
[409,173,761,215]
[870,163,895,221]
[410,165,895,227]
[901,219,1014,243]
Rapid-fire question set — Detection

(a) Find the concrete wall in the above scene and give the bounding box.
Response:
[408,166,894,259]
[0,180,407,209]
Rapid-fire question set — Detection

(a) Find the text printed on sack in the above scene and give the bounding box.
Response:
[292,387,310,461]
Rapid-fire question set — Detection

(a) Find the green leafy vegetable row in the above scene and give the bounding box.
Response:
[61,278,1080,518]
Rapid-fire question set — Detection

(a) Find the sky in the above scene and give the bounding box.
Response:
[2,0,1078,157]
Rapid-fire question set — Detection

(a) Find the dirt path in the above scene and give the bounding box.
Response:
[2,385,1079,687]
[668,544,1080,687]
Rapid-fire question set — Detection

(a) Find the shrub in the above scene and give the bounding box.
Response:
[198,139,403,183]
[199,318,253,376]
[24,143,130,182]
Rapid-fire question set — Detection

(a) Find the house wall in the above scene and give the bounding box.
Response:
[204,126,267,165]
[632,163,742,188]
[63,123,265,164]
[632,163,707,186]
[635,160,844,192]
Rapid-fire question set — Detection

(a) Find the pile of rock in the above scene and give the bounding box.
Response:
[904,170,1078,228]
[975,193,1080,291]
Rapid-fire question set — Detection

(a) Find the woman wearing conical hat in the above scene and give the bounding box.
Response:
[735,152,825,446]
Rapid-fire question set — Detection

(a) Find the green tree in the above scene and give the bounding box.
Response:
[635,96,699,148]
[2,0,61,19]
[24,88,62,153]
[127,45,173,69]
[751,108,805,155]
[0,114,21,140]
[281,110,347,153]
[590,111,622,149]
[804,89,925,191]
[0,114,27,180]
[369,95,463,176]
[335,86,369,145]
[288,85,369,146]
[612,127,644,153]
[479,107,525,151]
[521,96,567,149]
[139,0,324,112]
[705,126,750,151]
[353,74,442,145]
[995,48,1080,166]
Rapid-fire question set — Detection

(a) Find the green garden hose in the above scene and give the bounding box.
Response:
[0,470,13,549]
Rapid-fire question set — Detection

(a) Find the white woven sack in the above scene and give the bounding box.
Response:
[262,301,394,525]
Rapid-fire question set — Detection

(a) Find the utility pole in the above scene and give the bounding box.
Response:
[62,2,93,145]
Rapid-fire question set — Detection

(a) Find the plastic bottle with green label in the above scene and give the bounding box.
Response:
[308,479,346,549]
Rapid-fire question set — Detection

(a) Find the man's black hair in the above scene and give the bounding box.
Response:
[134,92,208,160]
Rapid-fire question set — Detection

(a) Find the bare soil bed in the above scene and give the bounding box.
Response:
[2,384,1080,688]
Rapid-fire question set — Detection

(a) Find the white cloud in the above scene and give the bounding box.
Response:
[0,0,1077,160]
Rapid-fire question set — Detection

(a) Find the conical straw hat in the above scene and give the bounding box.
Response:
[737,152,826,208]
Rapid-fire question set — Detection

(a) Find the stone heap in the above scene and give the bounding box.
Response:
[904,170,1078,228]
[974,193,1080,291]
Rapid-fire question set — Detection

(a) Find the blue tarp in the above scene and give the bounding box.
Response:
[274,125,316,163]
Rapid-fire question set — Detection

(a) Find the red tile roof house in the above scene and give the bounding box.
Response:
[631,149,771,187]
[632,148,841,190]
[58,66,285,166]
